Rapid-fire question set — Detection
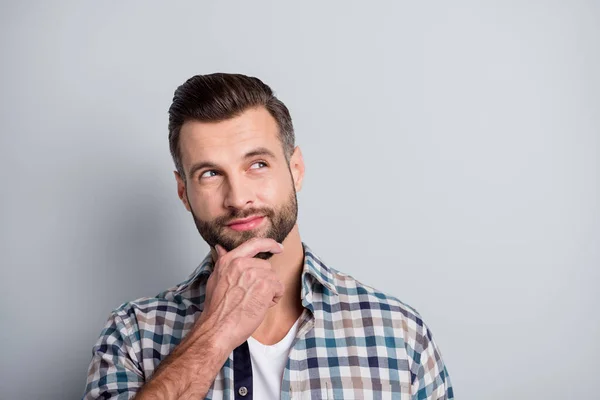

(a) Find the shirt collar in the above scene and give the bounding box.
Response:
[176,242,338,302]
[300,243,338,296]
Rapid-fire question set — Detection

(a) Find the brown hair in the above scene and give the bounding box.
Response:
[168,73,295,181]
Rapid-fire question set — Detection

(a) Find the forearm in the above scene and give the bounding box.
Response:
[135,321,229,400]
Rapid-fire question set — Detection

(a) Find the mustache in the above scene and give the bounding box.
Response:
[215,207,275,226]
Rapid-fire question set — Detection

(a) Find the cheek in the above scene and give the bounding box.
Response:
[256,173,292,204]
[254,179,277,204]
[189,186,223,218]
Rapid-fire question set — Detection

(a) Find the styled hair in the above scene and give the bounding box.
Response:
[168,73,295,181]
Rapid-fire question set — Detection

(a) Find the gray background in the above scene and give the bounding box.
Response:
[1,1,598,399]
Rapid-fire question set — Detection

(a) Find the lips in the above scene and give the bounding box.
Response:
[226,216,265,232]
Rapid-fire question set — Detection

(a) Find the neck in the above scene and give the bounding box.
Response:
[258,225,306,343]
[268,224,304,287]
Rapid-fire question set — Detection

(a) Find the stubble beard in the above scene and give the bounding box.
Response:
[190,188,298,260]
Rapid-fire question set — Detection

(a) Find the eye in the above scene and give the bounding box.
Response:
[200,170,219,179]
[250,161,268,170]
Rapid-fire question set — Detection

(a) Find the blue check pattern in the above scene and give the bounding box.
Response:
[83,243,454,399]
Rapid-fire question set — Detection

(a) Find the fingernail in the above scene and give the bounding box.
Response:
[279,243,284,249]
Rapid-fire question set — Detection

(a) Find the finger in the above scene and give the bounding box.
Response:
[228,238,284,260]
[274,280,285,298]
[217,258,273,284]
[270,281,285,307]
[215,244,228,259]
[235,263,280,286]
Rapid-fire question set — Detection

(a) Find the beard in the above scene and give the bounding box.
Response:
[190,187,298,260]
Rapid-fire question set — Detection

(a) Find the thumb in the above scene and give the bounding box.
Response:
[215,244,228,259]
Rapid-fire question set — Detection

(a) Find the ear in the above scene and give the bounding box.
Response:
[174,170,192,212]
[289,146,305,192]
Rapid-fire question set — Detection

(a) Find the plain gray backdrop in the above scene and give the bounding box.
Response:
[1,1,598,399]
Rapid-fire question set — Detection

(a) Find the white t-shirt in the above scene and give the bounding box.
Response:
[247,317,301,399]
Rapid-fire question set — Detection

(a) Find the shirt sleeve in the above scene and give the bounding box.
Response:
[82,309,145,399]
[410,321,454,400]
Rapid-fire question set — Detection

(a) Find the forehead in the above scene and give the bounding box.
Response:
[179,107,283,171]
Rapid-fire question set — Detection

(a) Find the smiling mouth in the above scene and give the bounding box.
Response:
[226,216,265,232]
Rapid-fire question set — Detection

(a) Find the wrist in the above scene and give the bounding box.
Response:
[192,313,233,362]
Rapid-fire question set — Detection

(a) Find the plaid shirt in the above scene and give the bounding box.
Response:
[83,243,453,399]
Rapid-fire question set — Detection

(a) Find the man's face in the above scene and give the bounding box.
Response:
[175,107,304,259]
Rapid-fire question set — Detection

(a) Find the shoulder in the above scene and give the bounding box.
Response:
[328,266,431,343]
[303,244,425,334]
[104,279,203,336]
[331,266,421,316]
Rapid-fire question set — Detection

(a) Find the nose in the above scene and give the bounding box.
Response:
[223,175,254,210]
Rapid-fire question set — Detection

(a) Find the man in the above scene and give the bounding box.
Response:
[83,73,454,399]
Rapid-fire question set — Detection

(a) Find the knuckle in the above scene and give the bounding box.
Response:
[231,258,245,270]
[247,268,259,280]
[240,268,256,281]
[256,280,269,291]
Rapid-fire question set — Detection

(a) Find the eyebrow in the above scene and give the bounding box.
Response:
[187,147,278,178]
[243,147,277,160]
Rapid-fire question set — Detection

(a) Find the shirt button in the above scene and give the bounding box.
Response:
[238,386,248,396]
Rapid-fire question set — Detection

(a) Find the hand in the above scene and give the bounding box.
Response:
[199,238,286,351]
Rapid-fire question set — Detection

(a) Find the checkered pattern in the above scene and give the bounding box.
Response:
[83,244,453,399]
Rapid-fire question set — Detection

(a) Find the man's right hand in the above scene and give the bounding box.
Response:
[136,238,285,400]
[199,237,286,350]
